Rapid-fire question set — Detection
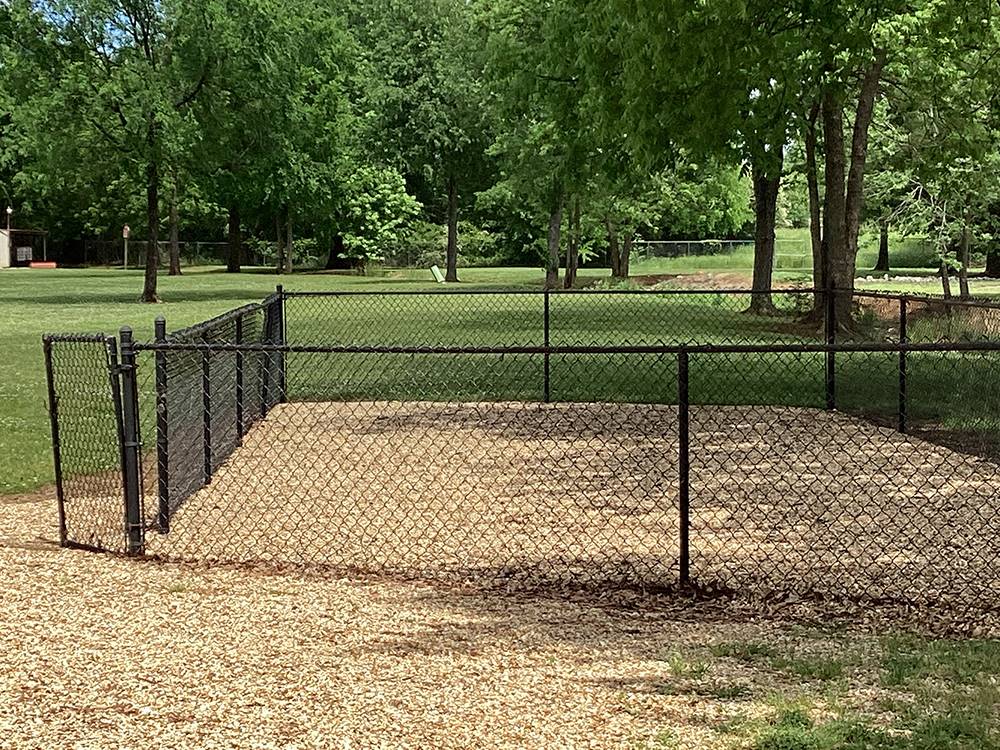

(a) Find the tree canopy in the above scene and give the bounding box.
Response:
[1,0,998,303]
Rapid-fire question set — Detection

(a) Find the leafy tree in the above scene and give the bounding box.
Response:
[3,0,215,300]
[483,0,598,288]
[352,0,490,282]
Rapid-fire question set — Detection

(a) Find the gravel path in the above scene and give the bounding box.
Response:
[2,475,997,747]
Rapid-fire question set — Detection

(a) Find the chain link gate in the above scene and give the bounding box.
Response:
[43,333,143,553]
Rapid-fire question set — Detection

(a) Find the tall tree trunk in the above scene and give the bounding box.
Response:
[445,175,459,282]
[546,186,563,289]
[142,156,160,302]
[606,216,622,278]
[749,154,781,315]
[805,102,824,314]
[822,91,848,325]
[621,232,633,277]
[226,205,241,273]
[275,213,285,275]
[958,220,971,300]
[284,208,293,275]
[873,219,890,273]
[844,51,886,262]
[940,259,953,299]
[823,51,886,324]
[564,195,580,288]
[168,175,181,276]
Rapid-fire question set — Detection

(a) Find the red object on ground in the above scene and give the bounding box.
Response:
[29,262,57,269]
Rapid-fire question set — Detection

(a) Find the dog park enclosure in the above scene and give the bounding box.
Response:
[43,288,1000,614]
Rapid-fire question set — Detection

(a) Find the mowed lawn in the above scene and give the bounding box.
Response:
[0,265,595,495]
[4,263,1000,495]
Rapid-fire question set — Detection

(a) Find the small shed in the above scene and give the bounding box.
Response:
[0,228,49,268]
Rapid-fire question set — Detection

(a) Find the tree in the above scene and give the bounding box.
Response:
[354,0,490,282]
[574,0,807,312]
[2,0,215,300]
[483,0,595,289]
[861,4,1000,298]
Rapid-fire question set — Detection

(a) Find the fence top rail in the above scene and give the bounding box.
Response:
[280,286,1000,309]
[132,340,1000,355]
[849,288,1000,311]
[42,332,115,344]
[162,296,279,342]
[280,287,823,297]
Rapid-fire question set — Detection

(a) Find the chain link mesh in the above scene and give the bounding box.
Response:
[42,335,126,552]
[43,288,1000,619]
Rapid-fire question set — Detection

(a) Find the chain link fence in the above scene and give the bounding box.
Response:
[43,287,1000,617]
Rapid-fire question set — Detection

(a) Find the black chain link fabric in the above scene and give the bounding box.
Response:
[43,289,1000,618]
[42,335,126,551]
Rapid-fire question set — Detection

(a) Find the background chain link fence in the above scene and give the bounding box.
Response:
[43,287,1000,617]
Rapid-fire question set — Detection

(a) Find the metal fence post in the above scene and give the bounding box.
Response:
[235,312,245,442]
[543,289,551,402]
[202,332,212,485]
[118,327,144,555]
[677,348,690,585]
[825,287,836,410]
[42,337,68,546]
[154,317,169,533]
[899,296,908,434]
[260,301,273,417]
[275,284,287,403]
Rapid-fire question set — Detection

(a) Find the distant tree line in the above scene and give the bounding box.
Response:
[1,0,998,305]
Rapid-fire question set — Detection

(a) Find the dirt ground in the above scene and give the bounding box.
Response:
[142,401,1000,619]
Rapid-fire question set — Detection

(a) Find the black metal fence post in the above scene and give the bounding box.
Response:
[543,289,551,402]
[42,337,68,546]
[825,287,837,410]
[118,327,144,555]
[260,303,272,418]
[899,296,908,433]
[154,317,170,533]
[235,313,245,442]
[677,348,690,585]
[275,284,287,403]
[202,332,212,485]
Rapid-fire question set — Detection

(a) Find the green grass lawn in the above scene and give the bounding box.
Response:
[5,262,1000,496]
[0,264,589,495]
[646,629,1000,749]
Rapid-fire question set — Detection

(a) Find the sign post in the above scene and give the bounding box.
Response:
[122,224,130,270]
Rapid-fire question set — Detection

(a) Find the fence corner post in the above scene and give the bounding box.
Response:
[118,327,145,555]
[43,336,68,546]
[275,284,287,403]
[898,295,908,433]
[677,347,690,586]
[202,330,212,486]
[154,317,169,533]
[543,288,551,402]
[825,286,836,410]
[235,312,245,442]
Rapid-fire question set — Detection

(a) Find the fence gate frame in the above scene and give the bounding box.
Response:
[43,330,145,554]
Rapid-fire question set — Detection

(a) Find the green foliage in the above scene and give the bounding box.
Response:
[337,166,421,264]
[1,0,999,293]
[752,710,897,750]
